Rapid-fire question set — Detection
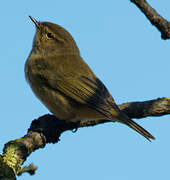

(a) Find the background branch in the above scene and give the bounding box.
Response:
[131,0,170,39]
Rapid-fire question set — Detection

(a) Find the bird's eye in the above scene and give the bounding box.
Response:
[46,32,54,39]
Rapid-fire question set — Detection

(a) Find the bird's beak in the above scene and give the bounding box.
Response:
[29,16,40,29]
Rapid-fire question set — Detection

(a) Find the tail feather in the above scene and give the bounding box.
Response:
[123,118,155,141]
[109,103,155,141]
[115,112,155,141]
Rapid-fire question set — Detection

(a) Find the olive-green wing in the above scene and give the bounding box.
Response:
[48,75,116,119]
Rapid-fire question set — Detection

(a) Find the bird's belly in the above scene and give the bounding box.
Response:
[30,83,77,120]
[74,104,106,122]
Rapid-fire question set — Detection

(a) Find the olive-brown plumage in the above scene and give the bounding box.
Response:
[25,16,155,141]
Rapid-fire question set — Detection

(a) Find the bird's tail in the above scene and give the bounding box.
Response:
[122,117,155,141]
[112,109,155,141]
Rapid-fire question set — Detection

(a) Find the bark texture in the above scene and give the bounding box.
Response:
[131,0,170,39]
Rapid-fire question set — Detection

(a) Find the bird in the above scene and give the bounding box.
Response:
[25,16,155,141]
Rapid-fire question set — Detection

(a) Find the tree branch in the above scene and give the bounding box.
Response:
[131,0,170,39]
[0,97,169,179]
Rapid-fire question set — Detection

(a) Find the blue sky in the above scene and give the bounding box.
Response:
[1,1,170,180]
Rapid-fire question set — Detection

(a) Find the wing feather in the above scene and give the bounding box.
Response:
[48,75,115,119]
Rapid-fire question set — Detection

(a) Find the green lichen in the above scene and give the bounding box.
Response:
[0,155,16,180]
[3,141,26,175]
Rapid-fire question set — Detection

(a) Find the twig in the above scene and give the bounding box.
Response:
[131,0,170,39]
[17,164,37,176]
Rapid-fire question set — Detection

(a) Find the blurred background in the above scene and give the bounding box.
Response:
[0,1,170,179]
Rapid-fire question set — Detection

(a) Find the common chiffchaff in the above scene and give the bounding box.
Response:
[25,16,155,141]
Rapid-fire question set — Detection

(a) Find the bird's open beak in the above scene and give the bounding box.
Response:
[29,16,40,29]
